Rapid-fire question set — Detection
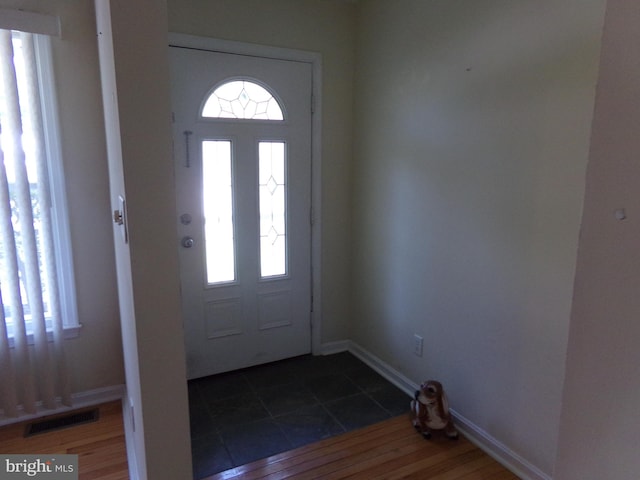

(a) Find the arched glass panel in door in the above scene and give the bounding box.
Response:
[201,80,288,284]
[201,80,284,120]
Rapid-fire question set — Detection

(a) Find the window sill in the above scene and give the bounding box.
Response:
[7,324,82,348]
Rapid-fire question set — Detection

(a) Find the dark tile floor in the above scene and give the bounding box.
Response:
[188,352,411,479]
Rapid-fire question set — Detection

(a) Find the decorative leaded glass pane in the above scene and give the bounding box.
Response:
[202,140,236,283]
[202,80,284,120]
[259,142,286,277]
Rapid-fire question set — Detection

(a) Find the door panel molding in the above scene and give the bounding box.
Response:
[205,298,243,339]
[258,290,292,330]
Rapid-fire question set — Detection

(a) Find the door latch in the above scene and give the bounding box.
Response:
[113,210,124,225]
[113,196,128,244]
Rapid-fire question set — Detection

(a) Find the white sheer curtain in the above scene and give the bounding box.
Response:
[0,29,70,419]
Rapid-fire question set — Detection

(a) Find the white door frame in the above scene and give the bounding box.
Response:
[168,33,323,356]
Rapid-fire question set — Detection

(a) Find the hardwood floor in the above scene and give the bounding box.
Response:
[0,402,518,479]
[0,401,129,480]
[208,415,519,480]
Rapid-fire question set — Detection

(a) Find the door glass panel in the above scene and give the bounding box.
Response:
[259,142,286,278]
[202,140,235,284]
[202,80,284,120]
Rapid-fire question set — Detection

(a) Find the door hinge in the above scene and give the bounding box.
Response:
[310,94,315,115]
[171,111,176,123]
[310,207,315,226]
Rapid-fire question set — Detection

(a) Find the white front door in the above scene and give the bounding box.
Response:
[169,46,313,379]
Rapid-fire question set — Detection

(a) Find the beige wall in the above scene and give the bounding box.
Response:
[167,0,356,343]
[0,0,124,394]
[555,0,640,477]
[351,0,604,475]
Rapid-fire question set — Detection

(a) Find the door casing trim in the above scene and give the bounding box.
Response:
[168,33,323,356]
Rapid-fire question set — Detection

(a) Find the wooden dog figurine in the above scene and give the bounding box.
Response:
[410,380,458,440]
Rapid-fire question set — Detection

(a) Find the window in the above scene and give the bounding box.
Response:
[0,29,78,344]
[258,141,287,277]
[201,80,284,120]
[202,140,236,284]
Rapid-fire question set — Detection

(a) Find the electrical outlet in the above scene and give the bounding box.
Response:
[413,334,423,357]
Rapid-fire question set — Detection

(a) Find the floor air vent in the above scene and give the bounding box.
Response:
[24,408,99,437]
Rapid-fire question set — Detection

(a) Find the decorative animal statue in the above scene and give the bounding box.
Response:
[410,380,459,440]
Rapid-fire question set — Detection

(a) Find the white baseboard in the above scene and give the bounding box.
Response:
[71,384,125,408]
[320,340,350,355]
[347,341,418,396]
[0,384,124,427]
[333,340,550,480]
[451,409,551,480]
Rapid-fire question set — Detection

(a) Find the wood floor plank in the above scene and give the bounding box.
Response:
[271,434,434,479]
[423,454,497,479]
[362,441,480,480]
[454,461,518,480]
